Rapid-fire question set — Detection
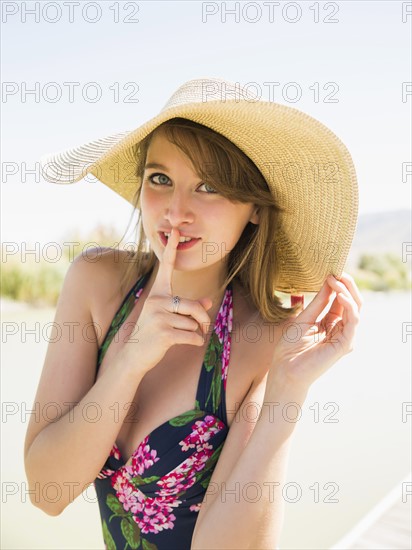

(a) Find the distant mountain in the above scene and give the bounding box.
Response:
[346,210,411,268]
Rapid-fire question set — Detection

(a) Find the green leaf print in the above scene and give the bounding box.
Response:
[204,332,221,372]
[205,356,222,412]
[195,399,201,411]
[169,409,205,427]
[212,358,222,411]
[121,518,141,549]
[199,473,212,489]
[205,347,217,371]
[102,519,117,550]
[131,474,160,487]
[98,291,137,366]
[106,493,127,515]
[142,539,158,550]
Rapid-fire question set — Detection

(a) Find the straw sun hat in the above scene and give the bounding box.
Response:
[40,77,358,294]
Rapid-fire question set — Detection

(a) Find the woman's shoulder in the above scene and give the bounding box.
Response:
[71,247,145,343]
[72,246,140,291]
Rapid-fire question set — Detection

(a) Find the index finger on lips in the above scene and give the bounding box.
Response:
[151,227,179,296]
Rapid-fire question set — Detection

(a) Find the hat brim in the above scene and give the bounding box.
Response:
[40,99,358,294]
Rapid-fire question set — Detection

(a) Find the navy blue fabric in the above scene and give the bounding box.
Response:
[93,271,233,550]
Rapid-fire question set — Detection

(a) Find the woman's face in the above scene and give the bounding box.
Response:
[140,128,259,273]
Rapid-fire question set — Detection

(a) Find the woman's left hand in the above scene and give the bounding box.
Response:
[269,272,363,392]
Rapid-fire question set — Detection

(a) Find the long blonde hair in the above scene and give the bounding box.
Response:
[117,118,300,323]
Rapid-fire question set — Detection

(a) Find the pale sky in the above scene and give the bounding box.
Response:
[1,0,411,245]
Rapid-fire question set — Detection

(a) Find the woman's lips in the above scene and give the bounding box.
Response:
[158,231,201,250]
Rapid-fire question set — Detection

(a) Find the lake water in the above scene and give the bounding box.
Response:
[1,290,411,549]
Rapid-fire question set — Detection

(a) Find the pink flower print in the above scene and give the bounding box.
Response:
[214,289,232,343]
[134,287,144,302]
[156,442,218,500]
[190,502,202,512]
[131,436,160,475]
[156,454,208,499]
[158,472,184,491]
[96,468,114,480]
[112,466,181,534]
[179,415,225,453]
[222,337,231,390]
[111,438,185,535]
[132,495,181,534]
[156,470,198,497]
[119,482,140,513]
[112,469,145,514]
[227,298,233,332]
[215,308,226,343]
[184,449,212,475]
[110,444,121,461]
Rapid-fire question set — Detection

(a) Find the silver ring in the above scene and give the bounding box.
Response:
[172,295,181,314]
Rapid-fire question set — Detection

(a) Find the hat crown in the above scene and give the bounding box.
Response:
[160,77,259,111]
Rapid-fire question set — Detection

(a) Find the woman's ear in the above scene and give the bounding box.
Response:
[249,206,260,225]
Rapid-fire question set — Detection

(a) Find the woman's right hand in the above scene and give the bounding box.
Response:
[122,227,213,373]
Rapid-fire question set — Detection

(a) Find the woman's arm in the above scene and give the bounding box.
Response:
[191,371,306,549]
[24,252,146,516]
[24,238,213,517]
[192,273,362,549]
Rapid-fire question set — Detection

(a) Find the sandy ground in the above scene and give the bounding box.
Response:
[1,290,411,549]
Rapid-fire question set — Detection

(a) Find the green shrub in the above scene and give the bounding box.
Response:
[1,261,64,306]
[355,253,411,291]
[1,224,128,306]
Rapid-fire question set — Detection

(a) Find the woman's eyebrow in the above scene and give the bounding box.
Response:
[144,162,169,170]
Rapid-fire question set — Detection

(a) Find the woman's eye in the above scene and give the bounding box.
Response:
[147,174,217,194]
[199,182,218,194]
[149,173,170,185]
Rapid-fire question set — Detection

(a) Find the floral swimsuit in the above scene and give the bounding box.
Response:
[94,268,233,550]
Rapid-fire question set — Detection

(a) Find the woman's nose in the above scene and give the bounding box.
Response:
[164,189,194,226]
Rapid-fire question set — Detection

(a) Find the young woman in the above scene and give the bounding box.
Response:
[25,78,362,549]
